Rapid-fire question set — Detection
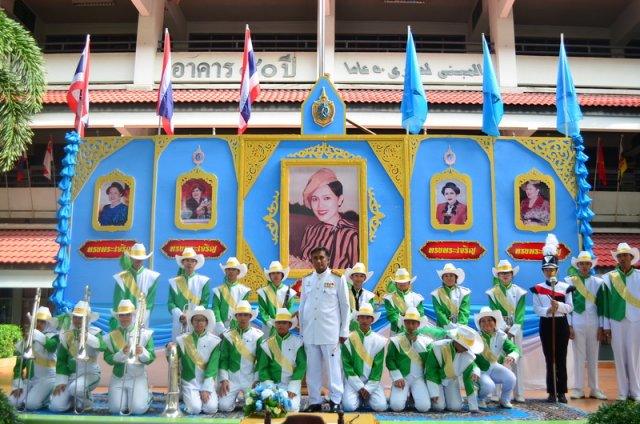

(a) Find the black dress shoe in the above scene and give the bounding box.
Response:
[328,400,341,413]
[557,394,568,403]
[304,403,323,412]
[546,394,557,402]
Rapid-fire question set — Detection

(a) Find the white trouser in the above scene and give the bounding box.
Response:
[389,375,430,412]
[342,382,387,412]
[432,379,478,412]
[512,331,524,398]
[108,374,151,415]
[572,318,600,392]
[304,342,344,405]
[49,373,100,412]
[219,380,252,412]
[478,364,516,402]
[182,385,218,414]
[610,319,640,398]
[9,376,55,410]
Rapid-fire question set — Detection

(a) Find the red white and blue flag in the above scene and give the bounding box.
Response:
[239,25,260,134]
[67,35,90,137]
[156,28,174,135]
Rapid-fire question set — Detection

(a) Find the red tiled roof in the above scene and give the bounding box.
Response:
[43,89,640,107]
[0,230,58,264]
[592,233,640,267]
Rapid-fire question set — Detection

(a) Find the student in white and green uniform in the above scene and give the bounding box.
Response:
[212,257,251,335]
[473,307,519,409]
[341,303,387,412]
[103,299,155,415]
[426,324,483,413]
[431,263,471,329]
[345,262,376,331]
[257,261,296,336]
[49,301,105,412]
[172,306,222,414]
[258,308,306,412]
[111,243,159,330]
[218,300,264,412]
[168,247,211,341]
[486,259,527,402]
[383,268,425,335]
[10,307,59,411]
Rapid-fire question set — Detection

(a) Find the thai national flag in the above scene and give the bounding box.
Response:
[67,35,90,137]
[239,25,260,134]
[157,28,174,135]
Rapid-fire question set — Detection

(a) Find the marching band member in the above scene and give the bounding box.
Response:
[566,251,607,400]
[383,268,425,335]
[473,307,519,409]
[426,324,483,413]
[49,301,105,412]
[257,261,296,336]
[218,300,264,412]
[258,308,306,412]
[601,242,640,401]
[486,259,527,402]
[341,303,387,412]
[385,307,435,412]
[171,306,222,415]
[344,262,376,331]
[103,299,155,415]
[10,306,59,410]
[111,243,159,330]
[431,263,471,329]
[212,257,251,335]
[168,247,211,341]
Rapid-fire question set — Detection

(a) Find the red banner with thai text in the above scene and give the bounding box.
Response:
[419,241,486,260]
[79,240,137,259]
[506,242,571,261]
[160,239,227,258]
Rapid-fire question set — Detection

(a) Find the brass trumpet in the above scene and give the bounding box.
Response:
[161,343,183,417]
[119,293,146,415]
[16,288,41,411]
[74,285,91,414]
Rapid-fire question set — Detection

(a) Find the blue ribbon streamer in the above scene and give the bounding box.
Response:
[572,134,596,269]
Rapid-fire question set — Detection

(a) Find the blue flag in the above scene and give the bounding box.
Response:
[481,35,503,136]
[400,28,427,134]
[556,37,582,137]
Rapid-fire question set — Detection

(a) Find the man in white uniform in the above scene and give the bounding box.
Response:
[299,246,350,413]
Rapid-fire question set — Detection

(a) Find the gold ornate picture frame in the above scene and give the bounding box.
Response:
[92,169,134,232]
[430,168,473,232]
[175,167,218,231]
[280,159,368,279]
[514,168,556,232]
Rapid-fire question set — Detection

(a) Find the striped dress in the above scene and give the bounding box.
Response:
[300,218,358,269]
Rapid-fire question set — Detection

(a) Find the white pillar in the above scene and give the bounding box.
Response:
[132,0,165,88]
[487,0,518,87]
[325,0,336,79]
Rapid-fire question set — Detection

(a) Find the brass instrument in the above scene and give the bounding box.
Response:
[120,293,146,415]
[74,285,91,414]
[16,288,41,411]
[161,343,183,417]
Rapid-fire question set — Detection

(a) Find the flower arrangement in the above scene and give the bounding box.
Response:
[243,383,292,418]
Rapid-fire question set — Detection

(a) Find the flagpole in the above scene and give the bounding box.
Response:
[317,0,325,78]
[593,136,600,189]
[560,34,569,137]
[616,134,623,193]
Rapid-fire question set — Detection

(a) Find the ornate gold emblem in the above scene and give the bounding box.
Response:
[312,88,335,127]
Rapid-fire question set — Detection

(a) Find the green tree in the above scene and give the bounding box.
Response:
[0,9,46,172]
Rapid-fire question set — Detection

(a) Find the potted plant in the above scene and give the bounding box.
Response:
[0,391,21,424]
[0,325,22,390]
[588,399,640,424]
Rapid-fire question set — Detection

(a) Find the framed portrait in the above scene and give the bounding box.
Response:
[430,168,473,232]
[175,168,217,231]
[515,169,556,232]
[92,169,134,232]
[280,159,368,279]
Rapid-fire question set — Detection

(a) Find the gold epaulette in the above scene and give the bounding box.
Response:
[331,269,343,277]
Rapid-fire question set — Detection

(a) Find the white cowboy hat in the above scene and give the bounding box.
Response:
[126,243,153,260]
[175,247,205,271]
[268,308,298,328]
[447,324,483,354]
[28,306,58,329]
[492,259,520,278]
[393,268,417,284]
[234,300,258,321]
[473,306,505,332]
[345,262,374,284]
[352,303,381,324]
[220,257,248,279]
[402,306,429,329]
[437,263,466,284]
[186,306,216,333]
[263,261,290,281]
[571,251,598,269]
[110,299,137,319]
[611,243,640,266]
[71,300,99,323]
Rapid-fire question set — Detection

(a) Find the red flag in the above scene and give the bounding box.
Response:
[239,25,260,134]
[67,35,90,136]
[156,29,174,135]
[15,155,27,182]
[43,137,54,180]
[596,142,607,186]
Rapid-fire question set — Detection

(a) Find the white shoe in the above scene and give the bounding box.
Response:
[514,396,526,403]
[590,389,607,400]
[616,395,627,401]
[571,390,585,399]
[500,400,513,409]
[478,399,487,409]
[634,396,640,402]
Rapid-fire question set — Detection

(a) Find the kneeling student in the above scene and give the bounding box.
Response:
[170,306,221,414]
[258,308,306,412]
[341,303,388,412]
[474,307,519,409]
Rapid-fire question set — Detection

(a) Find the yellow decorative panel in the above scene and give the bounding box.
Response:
[263,191,280,244]
[368,139,405,197]
[368,188,384,242]
[242,139,280,196]
[371,242,408,302]
[472,136,494,159]
[288,142,360,159]
[238,239,265,302]
[227,136,240,181]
